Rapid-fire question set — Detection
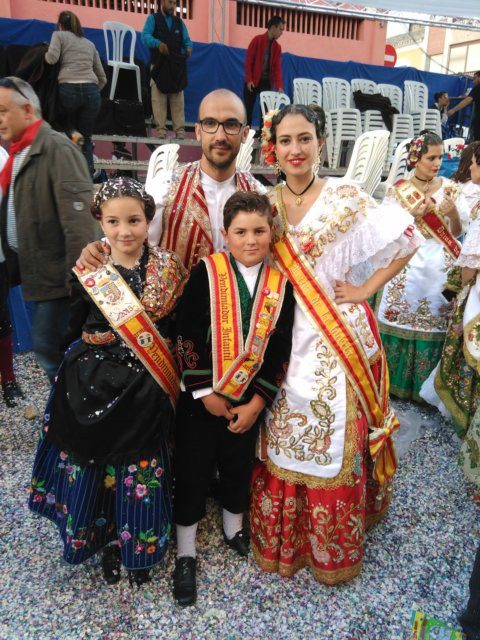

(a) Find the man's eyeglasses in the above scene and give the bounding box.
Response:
[0,78,30,101]
[199,118,245,135]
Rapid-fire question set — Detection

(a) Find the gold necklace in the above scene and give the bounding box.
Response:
[285,175,316,205]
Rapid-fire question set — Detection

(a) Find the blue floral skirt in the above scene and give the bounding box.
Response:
[29,433,172,570]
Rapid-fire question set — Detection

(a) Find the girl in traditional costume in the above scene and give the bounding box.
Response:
[376,131,469,401]
[29,178,187,587]
[250,104,422,584]
[421,146,480,485]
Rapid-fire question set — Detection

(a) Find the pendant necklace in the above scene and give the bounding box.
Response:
[285,175,316,205]
[413,173,431,195]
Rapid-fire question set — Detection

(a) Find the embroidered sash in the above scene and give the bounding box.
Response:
[161,162,255,270]
[204,252,287,402]
[73,263,180,407]
[395,180,461,260]
[272,232,398,486]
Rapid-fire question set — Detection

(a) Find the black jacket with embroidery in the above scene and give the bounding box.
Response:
[175,258,295,406]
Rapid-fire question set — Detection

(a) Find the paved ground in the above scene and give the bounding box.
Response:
[0,353,477,640]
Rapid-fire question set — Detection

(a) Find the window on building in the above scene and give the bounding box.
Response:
[39,0,192,19]
[448,40,480,74]
[236,0,362,39]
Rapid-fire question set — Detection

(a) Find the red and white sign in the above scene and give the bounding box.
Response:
[384,44,397,67]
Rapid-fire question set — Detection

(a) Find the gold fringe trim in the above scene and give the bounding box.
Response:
[266,384,360,490]
[365,490,392,529]
[252,544,362,585]
[379,322,446,342]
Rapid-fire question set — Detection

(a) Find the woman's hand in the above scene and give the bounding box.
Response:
[439,193,456,216]
[201,393,234,420]
[75,241,110,271]
[410,196,430,221]
[228,394,266,434]
[334,281,368,304]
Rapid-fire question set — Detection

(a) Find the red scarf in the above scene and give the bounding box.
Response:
[0,119,43,196]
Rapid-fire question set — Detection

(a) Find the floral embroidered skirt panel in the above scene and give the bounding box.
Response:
[250,302,391,585]
[29,340,174,570]
[376,239,454,401]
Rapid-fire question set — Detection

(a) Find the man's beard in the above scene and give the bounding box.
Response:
[204,144,237,170]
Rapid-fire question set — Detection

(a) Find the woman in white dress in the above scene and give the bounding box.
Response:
[376,131,469,401]
[451,141,480,214]
[250,105,422,584]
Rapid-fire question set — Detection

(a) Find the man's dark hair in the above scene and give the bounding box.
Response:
[474,71,480,77]
[267,16,284,29]
[223,191,273,231]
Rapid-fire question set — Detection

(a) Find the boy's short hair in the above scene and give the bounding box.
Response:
[223,191,273,230]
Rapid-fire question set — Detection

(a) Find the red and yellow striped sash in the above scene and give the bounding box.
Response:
[74,263,179,407]
[273,233,398,485]
[204,252,286,402]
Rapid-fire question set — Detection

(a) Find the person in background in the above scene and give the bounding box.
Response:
[141,0,192,140]
[376,131,469,402]
[451,141,480,214]
[45,11,107,177]
[448,71,480,142]
[0,77,96,382]
[432,91,452,139]
[460,543,480,640]
[243,16,285,127]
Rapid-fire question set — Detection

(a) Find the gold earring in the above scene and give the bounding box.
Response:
[274,159,282,176]
[313,153,322,175]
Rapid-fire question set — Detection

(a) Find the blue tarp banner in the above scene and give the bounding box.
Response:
[0,17,471,126]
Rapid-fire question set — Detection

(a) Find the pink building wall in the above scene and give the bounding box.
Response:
[3,0,386,65]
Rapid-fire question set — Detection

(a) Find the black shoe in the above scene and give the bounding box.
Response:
[172,556,196,607]
[128,568,151,588]
[458,611,480,640]
[223,528,250,558]
[101,545,122,585]
[2,381,24,408]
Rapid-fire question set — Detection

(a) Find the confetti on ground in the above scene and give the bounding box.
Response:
[0,353,478,640]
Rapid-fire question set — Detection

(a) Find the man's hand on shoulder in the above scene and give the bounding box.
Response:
[76,241,110,272]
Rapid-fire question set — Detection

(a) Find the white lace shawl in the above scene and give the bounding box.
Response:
[284,178,423,294]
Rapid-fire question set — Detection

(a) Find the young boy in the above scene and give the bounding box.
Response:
[173,191,295,606]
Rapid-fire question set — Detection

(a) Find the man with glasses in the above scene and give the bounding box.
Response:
[0,77,96,382]
[78,88,265,272]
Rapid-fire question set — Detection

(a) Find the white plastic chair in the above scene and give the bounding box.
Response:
[329,108,362,169]
[259,91,290,120]
[363,110,387,133]
[321,110,334,168]
[103,21,142,102]
[236,128,256,172]
[373,137,411,202]
[351,78,377,108]
[0,146,8,171]
[386,114,414,171]
[403,81,428,114]
[444,137,466,155]
[411,109,442,138]
[322,77,351,111]
[145,143,179,192]
[344,130,390,195]
[377,83,403,114]
[293,78,322,106]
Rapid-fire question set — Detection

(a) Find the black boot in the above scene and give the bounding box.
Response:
[2,381,24,408]
[101,545,122,585]
[128,568,152,588]
[172,556,197,606]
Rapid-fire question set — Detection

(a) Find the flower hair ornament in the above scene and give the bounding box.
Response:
[407,134,427,169]
[261,108,280,166]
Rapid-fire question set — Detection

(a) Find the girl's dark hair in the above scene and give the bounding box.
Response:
[58,11,84,38]
[451,142,480,183]
[91,177,156,221]
[223,191,273,231]
[270,104,326,143]
[473,144,480,167]
[434,91,447,102]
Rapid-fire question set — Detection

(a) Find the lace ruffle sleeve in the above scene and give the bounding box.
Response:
[457,218,480,269]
